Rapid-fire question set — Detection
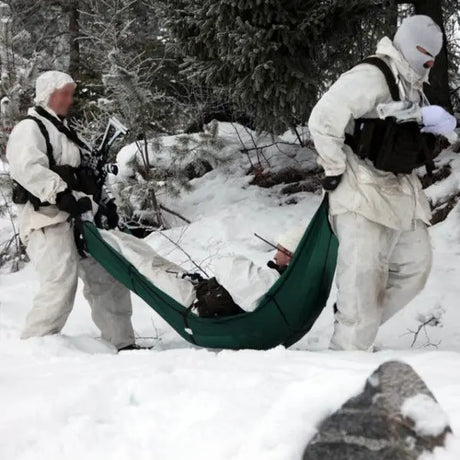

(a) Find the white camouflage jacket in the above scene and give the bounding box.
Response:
[308,37,432,230]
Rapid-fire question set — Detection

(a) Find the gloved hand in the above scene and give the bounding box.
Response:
[105,200,119,229]
[95,199,119,230]
[77,196,93,216]
[322,174,342,191]
[421,105,457,136]
[56,189,79,217]
[181,272,205,286]
[56,190,93,218]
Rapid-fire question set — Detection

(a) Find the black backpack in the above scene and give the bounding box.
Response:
[194,277,245,318]
[344,56,437,175]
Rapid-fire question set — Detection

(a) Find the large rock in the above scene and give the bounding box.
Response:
[303,361,451,460]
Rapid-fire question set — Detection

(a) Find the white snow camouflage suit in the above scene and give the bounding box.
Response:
[308,17,445,351]
[6,71,135,349]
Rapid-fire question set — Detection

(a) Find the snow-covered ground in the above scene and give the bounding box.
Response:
[1,124,460,459]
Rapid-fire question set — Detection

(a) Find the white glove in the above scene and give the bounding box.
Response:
[420,105,458,136]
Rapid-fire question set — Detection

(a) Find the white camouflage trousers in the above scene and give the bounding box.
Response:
[330,212,432,351]
[22,221,135,349]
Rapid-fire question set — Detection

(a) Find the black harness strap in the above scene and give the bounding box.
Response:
[360,56,401,102]
[25,115,55,169]
[34,105,89,151]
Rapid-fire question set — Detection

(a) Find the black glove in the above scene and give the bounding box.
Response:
[56,189,79,217]
[181,272,205,285]
[56,190,92,218]
[322,175,342,191]
[95,199,119,229]
[267,260,288,275]
[105,200,119,229]
[77,196,93,215]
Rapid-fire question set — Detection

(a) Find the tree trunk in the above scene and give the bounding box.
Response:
[413,0,452,112]
[67,0,80,78]
[383,0,399,37]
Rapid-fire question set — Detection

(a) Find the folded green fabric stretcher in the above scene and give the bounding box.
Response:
[82,198,338,350]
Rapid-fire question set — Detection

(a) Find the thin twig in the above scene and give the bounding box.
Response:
[158,230,209,278]
[231,122,254,169]
[240,140,304,154]
[293,127,305,147]
[402,315,441,348]
[0,187,20,269]
[159,204,191,224]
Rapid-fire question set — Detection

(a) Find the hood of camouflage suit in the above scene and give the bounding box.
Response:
[375,36,430,93]
[393,15,443,79]
[34,71,76,106]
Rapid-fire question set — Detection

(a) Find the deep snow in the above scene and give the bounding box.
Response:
[1,123,460,459]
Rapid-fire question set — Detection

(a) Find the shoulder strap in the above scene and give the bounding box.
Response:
[25,115,56,169]
[34,105,89,151]
[360,56,401,102]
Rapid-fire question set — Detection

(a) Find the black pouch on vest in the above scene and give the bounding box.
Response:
[194,277,245,318]
[344,56,438,175]
[352,117,437,174]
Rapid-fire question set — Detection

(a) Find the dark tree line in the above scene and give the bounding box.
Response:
[1,0,459,136]
[157,0,459,133]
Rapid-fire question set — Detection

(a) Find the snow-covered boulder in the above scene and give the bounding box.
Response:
[303,361,451,460]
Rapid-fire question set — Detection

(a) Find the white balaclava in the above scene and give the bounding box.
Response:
[34,71,76,106]
[393,15,443,78]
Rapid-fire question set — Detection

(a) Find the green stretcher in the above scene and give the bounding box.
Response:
[82,197,338,350]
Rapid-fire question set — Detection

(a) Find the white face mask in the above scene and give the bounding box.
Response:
[393,15,443,78]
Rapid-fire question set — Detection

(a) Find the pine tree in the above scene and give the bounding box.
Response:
[158,0,459,134]
[157,0,392,134]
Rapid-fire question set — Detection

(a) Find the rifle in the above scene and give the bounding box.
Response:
[75,116,129,230]
[82,116,129,190]
[253,233,292,257]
